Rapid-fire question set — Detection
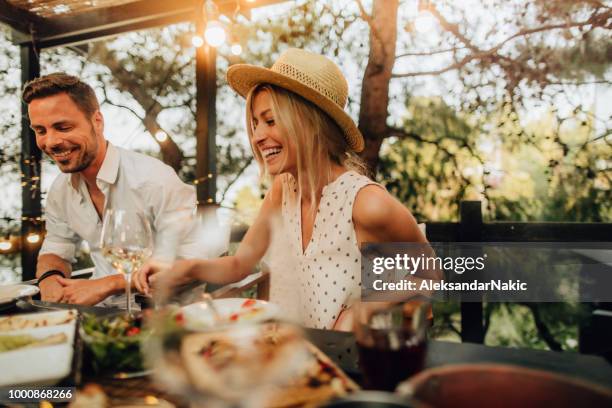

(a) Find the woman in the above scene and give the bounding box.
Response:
[134,48,427,330]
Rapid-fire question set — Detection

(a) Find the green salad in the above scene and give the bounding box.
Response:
[81,313,149,373]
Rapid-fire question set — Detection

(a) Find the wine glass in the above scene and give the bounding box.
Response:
[100,209,153,315]
[193,205,234,258]
[353,300,431,391]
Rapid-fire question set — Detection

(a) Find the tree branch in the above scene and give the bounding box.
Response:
[355,0,387,62]
[428,5,481,53]
[396,46,465,58]
[393,9,611,78]
[384,126,423,142]
[442,314,461,337]
[581,130,612,147]
[219,156,255,203]
[392,54,478,77]
[100,84,144,120]
[522,303,563,351]
[145,48,182,116]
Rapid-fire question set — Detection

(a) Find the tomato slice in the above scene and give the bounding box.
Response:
[242,299,257,308]
[174,312,185,325]
[126,327,141,336]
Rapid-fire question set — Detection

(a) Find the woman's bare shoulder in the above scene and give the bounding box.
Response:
[352,184,396,229]
[263,174,286,209]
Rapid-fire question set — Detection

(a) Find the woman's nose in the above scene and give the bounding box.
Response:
[252,126,267,144]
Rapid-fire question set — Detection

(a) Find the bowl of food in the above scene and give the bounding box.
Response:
[398,364,612,408]
[80,312,150,374]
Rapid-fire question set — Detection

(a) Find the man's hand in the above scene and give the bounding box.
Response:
[56,275,122,306]
[39,275,65,302]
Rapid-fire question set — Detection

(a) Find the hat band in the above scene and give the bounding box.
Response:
[272,62,345,107]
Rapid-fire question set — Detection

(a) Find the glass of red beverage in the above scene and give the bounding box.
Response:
[354,301,430,391]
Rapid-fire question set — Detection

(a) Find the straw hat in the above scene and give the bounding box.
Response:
[226,48,365,152]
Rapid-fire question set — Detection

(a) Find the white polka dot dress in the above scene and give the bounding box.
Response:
[266,171,380,329]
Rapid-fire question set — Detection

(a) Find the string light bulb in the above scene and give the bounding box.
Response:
[26,233,40,244]
[204,21,226,47]
[191,35,204,48]
[231,43,242,56]
[155,130,168,142]
[0,240,12,251]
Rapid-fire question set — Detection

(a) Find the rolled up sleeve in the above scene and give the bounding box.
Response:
[39,193,81,263]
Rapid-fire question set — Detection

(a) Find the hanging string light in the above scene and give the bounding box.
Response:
[191,35,204,48]
[230,43,242,56]
[0,236,12,252]
[0,241,12,251]
[228,23,242,56]
[204,21,226,47]
[155,130,168,142]
[26,233,41,244]
[203,0,227,47]
[0,217,23,255]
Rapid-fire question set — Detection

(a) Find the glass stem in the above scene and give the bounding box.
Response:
[125,273,132,315]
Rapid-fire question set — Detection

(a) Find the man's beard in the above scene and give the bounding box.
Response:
[55,129,97,173]
[63,149,95,173]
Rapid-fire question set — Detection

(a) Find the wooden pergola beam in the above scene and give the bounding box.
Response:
[14,0,199,48]
[9,0,286,49]
[0,0,51,34]
[20,43,42,281]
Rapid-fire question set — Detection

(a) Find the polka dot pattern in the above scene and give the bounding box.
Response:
[267,171,381,329]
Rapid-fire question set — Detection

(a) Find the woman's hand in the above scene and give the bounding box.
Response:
[133,259,196,295]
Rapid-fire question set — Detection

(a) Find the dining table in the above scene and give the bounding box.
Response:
[2,298,612,407]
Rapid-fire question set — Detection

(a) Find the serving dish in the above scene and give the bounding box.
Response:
[0,284,39,312]
[0,309,77,386]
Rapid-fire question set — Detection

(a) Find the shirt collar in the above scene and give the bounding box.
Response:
[70,141,119,190]
[96,142,120,186]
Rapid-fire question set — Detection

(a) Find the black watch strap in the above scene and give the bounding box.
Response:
[37,270,66,285]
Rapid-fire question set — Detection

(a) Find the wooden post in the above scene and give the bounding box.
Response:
[20,44,42,281]
[459,201,485,343]
[194,14,217,207]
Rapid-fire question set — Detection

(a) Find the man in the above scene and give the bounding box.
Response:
[24,72,201,306]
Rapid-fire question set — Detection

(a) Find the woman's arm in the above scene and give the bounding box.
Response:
[333,185,435,331]
[134,176,284,294]
[189,176,282,283]
[353,184,441,283]
[353,184,426,244]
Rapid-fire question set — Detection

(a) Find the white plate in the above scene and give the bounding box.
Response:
[0,309,77,332]
[181,298,280,330]
[0,284,39,306]
[0,310,76,386]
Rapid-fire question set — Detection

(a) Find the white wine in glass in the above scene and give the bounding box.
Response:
[100,209,153,314]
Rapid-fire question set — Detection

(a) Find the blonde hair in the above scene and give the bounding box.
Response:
[246,84,366,215]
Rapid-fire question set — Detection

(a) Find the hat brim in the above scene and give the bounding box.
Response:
[226,64,364,153]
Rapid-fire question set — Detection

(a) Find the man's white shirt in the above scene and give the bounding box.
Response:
[40,142,205,305]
